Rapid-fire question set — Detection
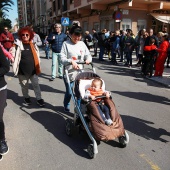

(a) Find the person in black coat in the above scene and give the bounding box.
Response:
[92,28,99,57]
[0,46,10,160]
[98,29,106,61]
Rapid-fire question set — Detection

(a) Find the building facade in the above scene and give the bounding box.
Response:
[18,0,32,28]
[17,0,170,36]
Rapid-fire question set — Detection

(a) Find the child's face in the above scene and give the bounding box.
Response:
[91,81,101,91]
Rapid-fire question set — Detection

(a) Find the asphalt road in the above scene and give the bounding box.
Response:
[0,49,170,170]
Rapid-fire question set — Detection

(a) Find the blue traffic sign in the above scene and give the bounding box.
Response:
[61,17,69,26]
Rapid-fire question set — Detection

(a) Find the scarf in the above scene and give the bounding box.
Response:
[88,88,104,102]
[29,42,41,75]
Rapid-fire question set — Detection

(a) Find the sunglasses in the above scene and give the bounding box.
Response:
[22,34,29,37]
[55,27,61,28]
[4,29,8,30]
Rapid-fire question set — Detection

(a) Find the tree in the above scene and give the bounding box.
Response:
[0,0,14,18]
[0,0,14,32]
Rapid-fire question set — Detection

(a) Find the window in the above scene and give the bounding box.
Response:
[121,19,131,31]
[53,1,56,11]
[100,20,105,30]
[62,0,67,11]
[93,23,99,32]
[83,21,88,33]
[137,20,146,31]
[109,21,114,31]
[58,0,60,9]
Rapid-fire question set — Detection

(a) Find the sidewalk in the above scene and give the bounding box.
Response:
[148,67,170,88]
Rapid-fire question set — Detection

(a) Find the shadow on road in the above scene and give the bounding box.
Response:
[20,108,92,159]
[7,89,24,106]
[111,90,170,105]
[121,115,170,143]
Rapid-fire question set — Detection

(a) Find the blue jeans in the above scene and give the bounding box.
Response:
[63,78,81,110]
[99,46,105,60]
[96,104,111,121]
[45,45,50,59]
[63,78,74,109]
[125,51,132,65]
[120,47,124,61]
[51,52,63,78]
[111,50,117,62]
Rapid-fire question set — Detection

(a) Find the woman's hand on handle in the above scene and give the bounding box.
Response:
[71,60,79,69]
[85,60,90,64]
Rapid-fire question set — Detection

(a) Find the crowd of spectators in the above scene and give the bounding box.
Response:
[87,27,170,77]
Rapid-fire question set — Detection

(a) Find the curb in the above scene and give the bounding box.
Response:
[145,76,170,88]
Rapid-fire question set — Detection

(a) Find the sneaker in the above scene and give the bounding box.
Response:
[105,119,113,126]
[49,77,55,81]
[0,140,9,155]
[0,155,2,161]
[135,63,141,67]
[37,99,45,107]
[64,108,70,112]
[24,98,31,105]
[58,76,63,79]
[108,119,113,125]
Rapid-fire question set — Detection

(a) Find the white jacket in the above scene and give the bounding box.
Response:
[10,40,40,76]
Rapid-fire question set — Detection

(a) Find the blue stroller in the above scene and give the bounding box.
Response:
[64,62,129,158]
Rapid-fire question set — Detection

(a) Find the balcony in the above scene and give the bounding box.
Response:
[63,0,167,20]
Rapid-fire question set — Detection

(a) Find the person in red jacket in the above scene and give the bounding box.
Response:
[0,27,14,51]
[154,35,169,77]
[142,38,157,77]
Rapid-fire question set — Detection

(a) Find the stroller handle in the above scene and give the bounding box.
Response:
[63,61,94,70]
[95,95,106,99]
[89,95,106,102]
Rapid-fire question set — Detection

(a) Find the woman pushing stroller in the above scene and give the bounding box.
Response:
[60,23,92,112]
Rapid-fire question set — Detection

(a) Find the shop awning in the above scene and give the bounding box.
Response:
[150,13,170,24]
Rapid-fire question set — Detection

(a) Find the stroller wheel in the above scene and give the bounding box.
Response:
[65,119,73,136]
[87,144,96,159]
[118,130,129,148]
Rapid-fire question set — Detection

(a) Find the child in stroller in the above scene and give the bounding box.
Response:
[84,78,113,126]
[76,73,128,143]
